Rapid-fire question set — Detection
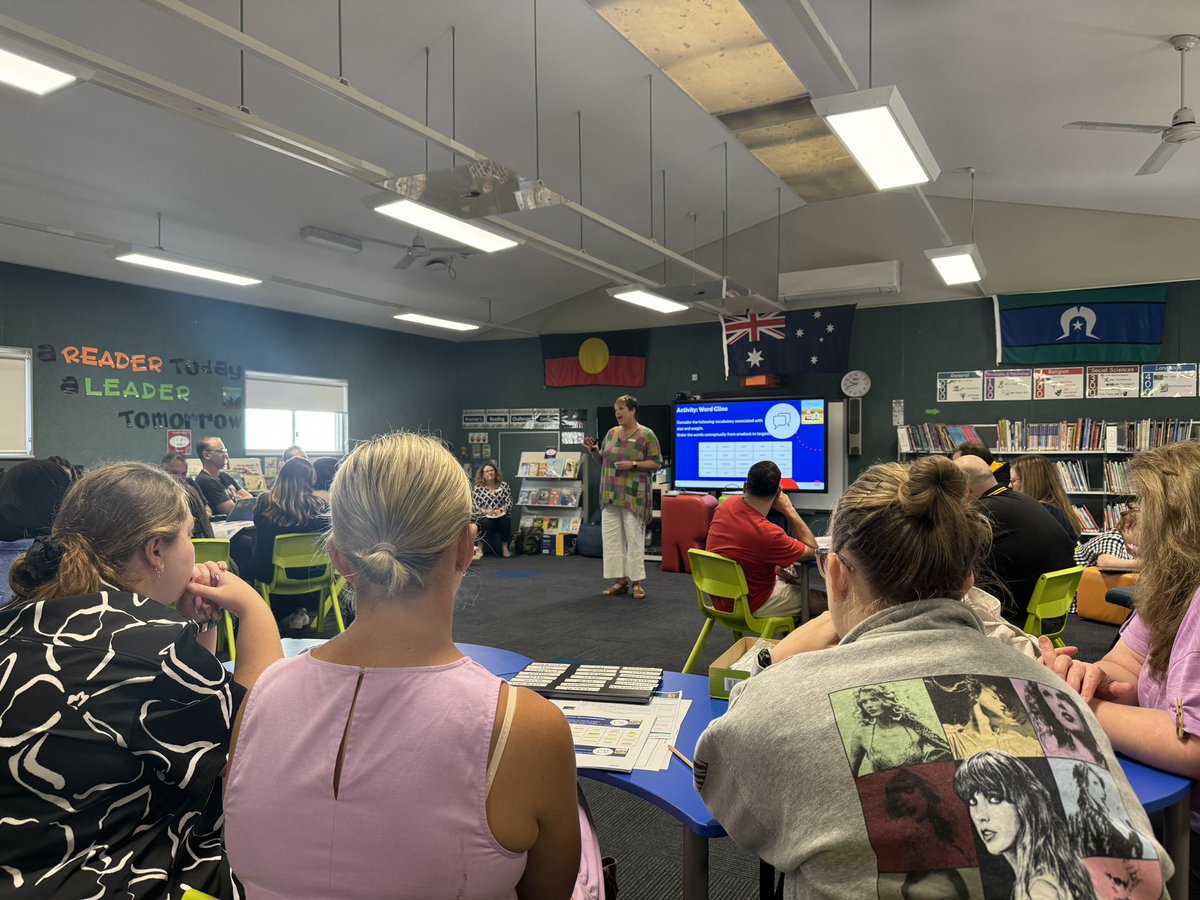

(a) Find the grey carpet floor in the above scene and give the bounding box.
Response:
[290,553,1125,900]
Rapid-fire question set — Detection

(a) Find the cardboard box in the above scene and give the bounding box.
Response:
[540,534,554,554]
[554,533,575,556]
[708,637,777,700]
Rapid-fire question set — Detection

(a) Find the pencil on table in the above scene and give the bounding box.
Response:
[669,745,694,769]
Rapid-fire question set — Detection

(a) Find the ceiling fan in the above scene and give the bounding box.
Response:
[1064,34,1200,176]
[393,231,475,270]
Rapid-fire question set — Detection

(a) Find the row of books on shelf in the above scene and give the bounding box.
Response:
[517,487,580,507]
[1072,502,1128,533]
[896,424,984,453]
[999,418,1200,452]
[1052,459,1131,494]
[518,513,582,534]
[899,419,1200,454]
[517,458,580,478]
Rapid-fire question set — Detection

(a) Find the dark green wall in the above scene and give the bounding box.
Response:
[0,262,460,466]
[4,260,1198,483]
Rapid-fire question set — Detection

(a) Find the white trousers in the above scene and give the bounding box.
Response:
[601,505,646,582]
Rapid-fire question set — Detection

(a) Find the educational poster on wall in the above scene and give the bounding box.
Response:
[561,408,587,429]
[462,409,486,427]
[1033,367,1084,400]
[485,409,510,427]
[468,432,488,444]
[936,371,983,402]
[229,458,266,493]
[1141,363,1198,398]
[510,408,559,430]
[1086,365,1140,399]
[984,369,1032,401]
[166,429,192,456]
[561,431,585,446]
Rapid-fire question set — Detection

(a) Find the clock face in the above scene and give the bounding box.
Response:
[841,369,871,397]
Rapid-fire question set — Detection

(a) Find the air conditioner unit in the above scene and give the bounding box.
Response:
[778,260,901,301]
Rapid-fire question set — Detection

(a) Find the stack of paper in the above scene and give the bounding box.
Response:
[552,691,691,773]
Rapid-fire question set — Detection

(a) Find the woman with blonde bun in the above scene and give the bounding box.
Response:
[225,433,603,899]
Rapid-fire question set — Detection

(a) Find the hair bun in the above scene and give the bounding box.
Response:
[898,456,965,522]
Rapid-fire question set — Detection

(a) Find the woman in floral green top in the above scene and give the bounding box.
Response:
[584,395,663,599]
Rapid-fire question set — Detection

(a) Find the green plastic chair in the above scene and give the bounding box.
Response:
[191,538,238,661]
[181,890,220,900]
[256,533,345,634]
[682,549,796,674]
[1023,565,1084,648]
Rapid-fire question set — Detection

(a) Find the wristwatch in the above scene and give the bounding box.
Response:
[756,646,773,669]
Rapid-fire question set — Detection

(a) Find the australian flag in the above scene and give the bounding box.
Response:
[721,305,855,378]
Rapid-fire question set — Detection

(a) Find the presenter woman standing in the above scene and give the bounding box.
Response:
[584,394,662,600]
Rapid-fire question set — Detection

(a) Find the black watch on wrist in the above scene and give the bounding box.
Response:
[757,647,773,669]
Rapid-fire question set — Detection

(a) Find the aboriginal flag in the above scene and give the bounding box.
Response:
[541,330,648,387]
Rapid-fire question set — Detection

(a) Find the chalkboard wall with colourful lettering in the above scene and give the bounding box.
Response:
[0,263,459,467]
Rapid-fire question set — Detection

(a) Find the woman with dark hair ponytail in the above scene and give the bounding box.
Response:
[0,461,283,899]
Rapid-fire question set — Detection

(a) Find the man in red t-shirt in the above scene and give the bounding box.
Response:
[705,460,821,618]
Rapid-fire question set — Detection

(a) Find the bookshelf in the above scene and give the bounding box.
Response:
[894,418,1199,533]
[516,451,586,536]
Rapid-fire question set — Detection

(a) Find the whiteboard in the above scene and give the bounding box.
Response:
[0,347,32,458]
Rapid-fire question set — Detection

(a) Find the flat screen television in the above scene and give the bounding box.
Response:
[673,398,828,492]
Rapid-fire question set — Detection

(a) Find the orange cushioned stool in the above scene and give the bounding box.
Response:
[661,493,719,573]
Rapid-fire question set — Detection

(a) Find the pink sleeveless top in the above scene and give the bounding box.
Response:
[224,654,528,899]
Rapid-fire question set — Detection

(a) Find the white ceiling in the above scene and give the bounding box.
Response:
[1,0,1198,341]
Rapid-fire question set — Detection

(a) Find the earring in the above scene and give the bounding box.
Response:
[155,564,164,576]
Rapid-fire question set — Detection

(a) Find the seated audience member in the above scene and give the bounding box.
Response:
[954,454,1075,624]
[282,444,307,461]
[472,460,513,559]
[952,439,1009,486]
[224,433,601,899]
[0,459,73,606]
[195,436,252,516]
[311,455,338,502]
[704,460,819,620]
[1042,441,1200,889]
[249,456,329,584]
[1075,506,1140,572]
[1010,454,1082,540]
[162,452,215,539]
[695,456,1167,898]
[0,462,282,898]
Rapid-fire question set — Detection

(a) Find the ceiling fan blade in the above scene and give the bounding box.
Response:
[426,246,469,254]
[393,255,419,270]
[1064,121,1167,134]
[1136,140,1182,175]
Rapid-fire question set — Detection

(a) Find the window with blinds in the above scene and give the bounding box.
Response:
[244,371,348,455]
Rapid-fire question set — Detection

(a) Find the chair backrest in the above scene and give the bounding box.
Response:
[688,549,755,628]
[191,538,231,565]
[266,532,332,592]
[1075,567,1137,625]
[1024,565,1084,642]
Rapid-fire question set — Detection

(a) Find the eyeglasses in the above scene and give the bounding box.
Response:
[815,545,854,577]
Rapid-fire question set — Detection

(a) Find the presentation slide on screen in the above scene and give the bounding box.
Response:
[673,399,827,492]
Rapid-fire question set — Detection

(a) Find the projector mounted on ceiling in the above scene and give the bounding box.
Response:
[778,260,901,302]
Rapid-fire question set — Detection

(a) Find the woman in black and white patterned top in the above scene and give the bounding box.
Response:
[472,461,513,559]
[0,462,282,899]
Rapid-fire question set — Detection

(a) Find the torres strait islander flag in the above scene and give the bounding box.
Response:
[540,329,648,387]
[995,284,1167,365]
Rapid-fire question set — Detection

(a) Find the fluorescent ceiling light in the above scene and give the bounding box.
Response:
[608,286,689,314]
[0,46,80,96]
[812,85,939,191]
[925,243,986,285]
[111,244,262,286]
[393,312,480,332]
[368,196,518,253]
[299,225,362,254]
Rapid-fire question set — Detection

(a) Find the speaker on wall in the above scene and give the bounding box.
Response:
[846,397,862,456]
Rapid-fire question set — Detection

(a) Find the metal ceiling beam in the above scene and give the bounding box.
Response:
[0,15,748,316]
[138,0,727,284]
